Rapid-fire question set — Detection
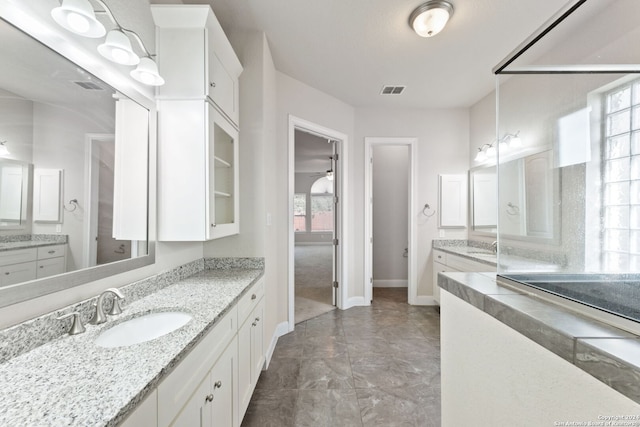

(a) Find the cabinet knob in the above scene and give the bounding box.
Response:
[211,223,216,228]
[40,266,44,269]
[4,272,9,275]
[205,394,214,403]
[255,317,260,322]
[210,82,216,88]
[252,321,257,327]
[214,380,222,389]
[251,294,256,300]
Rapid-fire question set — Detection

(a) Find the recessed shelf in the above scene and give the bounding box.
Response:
[214,190,232,198]
[214,156,232,168]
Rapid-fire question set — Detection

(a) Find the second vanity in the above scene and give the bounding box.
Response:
[0,258,264,427]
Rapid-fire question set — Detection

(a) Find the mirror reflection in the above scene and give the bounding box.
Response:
[0,19,149,293]
[470,150,560,241]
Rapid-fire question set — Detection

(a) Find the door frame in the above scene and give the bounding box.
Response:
[364,137,418,304]
[83,133,113,269]
[288,115,348,332]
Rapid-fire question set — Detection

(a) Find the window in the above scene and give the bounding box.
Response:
[311,194,333,232]
[294,193,306,232]
[602,80,640,271]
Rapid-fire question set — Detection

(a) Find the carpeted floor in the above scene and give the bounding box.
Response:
[294,245,335,323]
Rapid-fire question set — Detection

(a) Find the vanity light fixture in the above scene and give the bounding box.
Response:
[474,131,522,162]
[51,0,164,86]
[0,141,9,156]
[409,0,454,38]
[51,0,106,38]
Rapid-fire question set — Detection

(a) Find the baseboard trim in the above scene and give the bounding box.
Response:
[344,296,369,309]
[294,242,333,246]
[414,295,438,306]
[265,321,289,369]
[373,280,408,288]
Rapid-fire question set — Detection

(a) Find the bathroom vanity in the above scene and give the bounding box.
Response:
[0,259,265,427]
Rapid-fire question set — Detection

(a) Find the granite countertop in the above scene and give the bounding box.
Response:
[0,267,263,427]
[434,242,561,272]
[0,240,65,252]
[439,271,640,405]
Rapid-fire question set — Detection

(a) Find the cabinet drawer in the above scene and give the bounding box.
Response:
[37,244,65,260]
[237,278,264,326]
[433,250,447,264]
[158,305,237,427]
[0,248,37,266]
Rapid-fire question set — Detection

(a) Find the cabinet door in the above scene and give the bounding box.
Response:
[170,376,212,427]
[237,316,253,419]
[432,261,451,304]
[250,301,265,386]
[210,338,238,427]
[207,106,239,240]
[36,257,65,279]
[120,390,158,427]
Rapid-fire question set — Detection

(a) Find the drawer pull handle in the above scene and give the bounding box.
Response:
[214,381,222,389]
[40,266,44,269]
[4,272,9,275]
[48,250,55,254]
[251,294,256,300]
[205,394,214,403]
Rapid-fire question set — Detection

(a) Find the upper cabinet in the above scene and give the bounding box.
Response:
[151,5,242,126]
[152,5,243,241]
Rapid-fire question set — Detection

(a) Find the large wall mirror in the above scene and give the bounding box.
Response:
[470,150,561,243]
[0,18,154,308]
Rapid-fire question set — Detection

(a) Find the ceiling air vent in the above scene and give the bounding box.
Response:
[73,80,104,90]
[380,85,406,95]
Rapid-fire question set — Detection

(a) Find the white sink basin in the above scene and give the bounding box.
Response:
[95,311,193,348]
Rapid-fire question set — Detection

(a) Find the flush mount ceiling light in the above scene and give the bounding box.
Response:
[51,0,164,86]
[409,0,454,38]
[98,29,140,65]
[51,0,106,38]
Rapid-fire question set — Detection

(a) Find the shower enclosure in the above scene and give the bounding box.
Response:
[491,0,640,334]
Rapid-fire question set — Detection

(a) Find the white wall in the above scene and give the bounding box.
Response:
[372,145,408,284]
[355,108,469,299]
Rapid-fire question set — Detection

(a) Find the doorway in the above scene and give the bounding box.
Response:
[364,137,418,304]
[84,134,131,268]
[288,116,348,331]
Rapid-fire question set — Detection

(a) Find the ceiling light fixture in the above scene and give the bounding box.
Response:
[409,0,454,38]
[51,0,164,86]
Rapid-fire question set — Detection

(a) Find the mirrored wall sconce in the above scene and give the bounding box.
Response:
[51,0,165,86]
[0,141,10,156]
[474,131,522,162]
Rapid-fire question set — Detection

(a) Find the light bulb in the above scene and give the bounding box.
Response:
[66,12,90,34]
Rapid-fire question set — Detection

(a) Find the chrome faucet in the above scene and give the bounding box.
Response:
[90,288,125,325]
[491,241,498,254]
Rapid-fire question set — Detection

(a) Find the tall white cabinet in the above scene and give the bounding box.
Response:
[152,5,243,241]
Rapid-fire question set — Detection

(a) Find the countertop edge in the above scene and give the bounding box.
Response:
[439,271,640,405]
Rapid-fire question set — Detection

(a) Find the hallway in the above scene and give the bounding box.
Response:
[242,288,441,426]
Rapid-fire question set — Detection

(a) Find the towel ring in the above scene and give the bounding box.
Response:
[506,202,520,216]
[422,203,435,218]
[64,199,78,212]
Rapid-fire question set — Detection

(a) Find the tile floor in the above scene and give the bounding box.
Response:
[241,288,441,427]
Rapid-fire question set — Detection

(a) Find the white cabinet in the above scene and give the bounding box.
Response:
[438,174,467,228]
[119,390,158,427]
[432,249,493,304]
[0,244,66,286]
[153,277,266,427]
[237,281,265,419]
[152,4,243,242]
[151,5,242,126]
[169,337,238,427]
[157,100,239,241]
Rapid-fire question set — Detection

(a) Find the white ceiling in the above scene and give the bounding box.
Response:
[189,0,569,109]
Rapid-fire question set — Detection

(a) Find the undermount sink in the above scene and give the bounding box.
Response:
[95,311,193,348]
